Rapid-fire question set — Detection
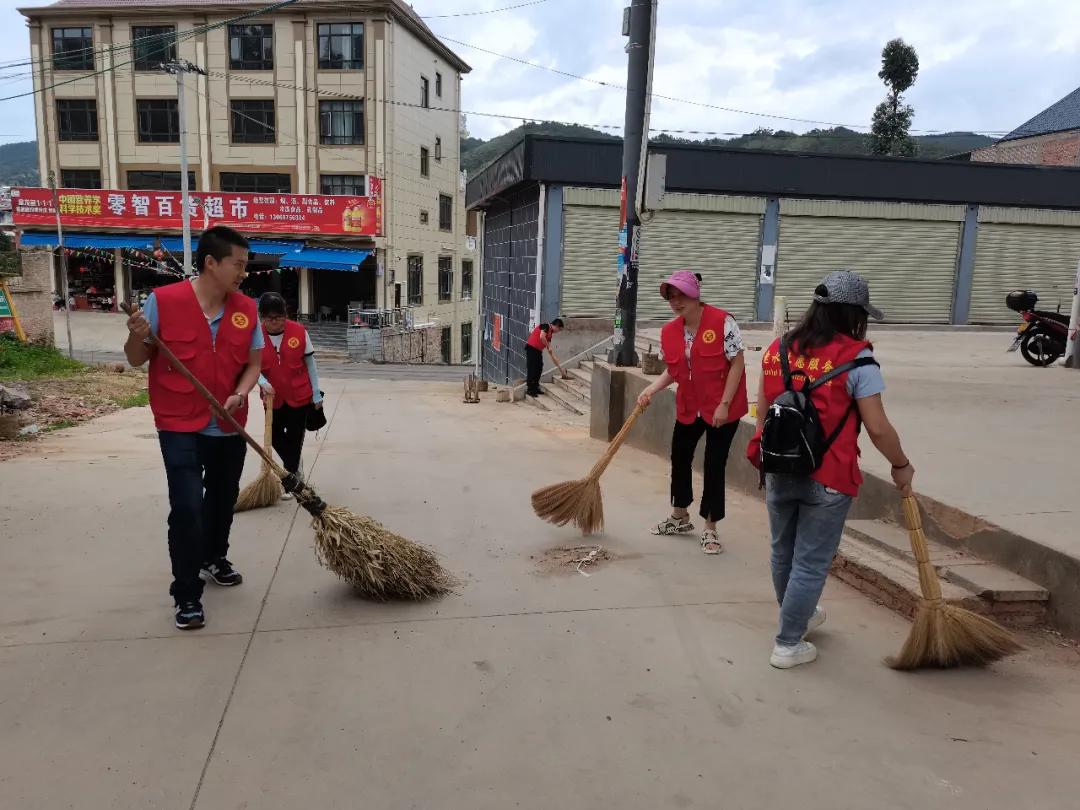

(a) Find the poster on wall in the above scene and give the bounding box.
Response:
[492,314,502,351]
[12,180,384,237]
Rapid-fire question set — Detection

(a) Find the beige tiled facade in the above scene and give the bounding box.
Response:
[21,0,478,363]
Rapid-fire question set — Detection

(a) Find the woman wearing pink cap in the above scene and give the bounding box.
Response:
[637,270,749,554]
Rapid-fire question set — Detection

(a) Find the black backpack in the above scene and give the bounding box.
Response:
[759,339,878,478]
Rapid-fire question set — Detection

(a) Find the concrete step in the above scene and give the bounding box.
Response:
[833,520,1049,628]
[566,367,593,389]
[551,374,590,403]
[315,349,350,362]
[539,384,585,416]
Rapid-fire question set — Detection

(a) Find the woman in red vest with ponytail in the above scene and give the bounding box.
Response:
[748,271,914,670]
[256,293,322,497]
[637,270,748,555]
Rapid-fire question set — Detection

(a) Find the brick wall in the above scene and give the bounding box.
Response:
[972,130,1080,166]
[6,249,54,343]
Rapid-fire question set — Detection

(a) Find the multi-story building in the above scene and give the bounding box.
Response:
[18,0,478,363]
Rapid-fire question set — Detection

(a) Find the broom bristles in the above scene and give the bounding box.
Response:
[311,505,457,600]
[234,470,283,512]
[887,600,1023,670]
[531,477,604,535]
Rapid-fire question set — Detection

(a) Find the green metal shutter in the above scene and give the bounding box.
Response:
[636,210,760,322]
[562,204,621,317]
[969,224,1080,324]
[776,217,960,323]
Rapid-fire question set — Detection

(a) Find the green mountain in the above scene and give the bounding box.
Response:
[462,124,996,174]
[0,141,39,186]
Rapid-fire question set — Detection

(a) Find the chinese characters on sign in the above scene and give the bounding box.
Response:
[11,180,385,237]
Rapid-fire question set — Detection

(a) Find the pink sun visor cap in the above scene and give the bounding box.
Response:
[659,270,701,300]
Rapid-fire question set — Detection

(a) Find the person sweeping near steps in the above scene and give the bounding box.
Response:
[256,292,323,500]
[637,270,748,555]
[748,270,914,670]
[124,226,263,631]
[525,317,564,398]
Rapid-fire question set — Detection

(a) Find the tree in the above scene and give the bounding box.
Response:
[870,38,919,157]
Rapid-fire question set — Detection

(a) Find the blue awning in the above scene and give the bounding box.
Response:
[18,232,156,250]
[157,237,303,255]
[278,247,372,272]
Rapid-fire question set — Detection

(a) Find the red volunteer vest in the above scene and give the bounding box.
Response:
[749,334,872,496]
[660,304,749,426]
[526,325,551,350]
[261,320,314,409]
[148,281,257,433]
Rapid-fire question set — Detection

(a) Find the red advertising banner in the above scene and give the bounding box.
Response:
[11,178,383,237]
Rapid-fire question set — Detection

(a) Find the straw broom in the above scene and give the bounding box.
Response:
[125,304,455,600]
[234,394,283,511]
[532,403,646,535]
[888,492,1022,670]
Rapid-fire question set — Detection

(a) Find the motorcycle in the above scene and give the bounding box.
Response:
[1005,289,1069,367]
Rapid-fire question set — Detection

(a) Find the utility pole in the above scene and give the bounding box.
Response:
[610,0,657,367]
[48,171,74,359]
[163,59,206,276]
[1067,258,1080,369]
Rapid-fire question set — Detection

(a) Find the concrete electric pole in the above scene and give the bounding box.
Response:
[163,59,206,276]
[610,0,657,367]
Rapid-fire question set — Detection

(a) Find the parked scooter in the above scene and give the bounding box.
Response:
[1005,289,1069,366]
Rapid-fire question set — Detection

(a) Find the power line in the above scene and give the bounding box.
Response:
[419,0,551,18]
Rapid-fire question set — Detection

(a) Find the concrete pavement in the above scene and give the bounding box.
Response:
[1,380,1078,809]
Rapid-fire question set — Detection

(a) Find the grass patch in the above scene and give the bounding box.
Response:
[114,390,149,408]
[0,335,84,380]
[44,419,78,432]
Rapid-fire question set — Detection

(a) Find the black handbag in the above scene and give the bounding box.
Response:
[306,393,327,432]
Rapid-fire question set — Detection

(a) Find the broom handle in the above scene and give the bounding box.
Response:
[261,395,274,472]
[122,302,287,478]
[901,493,944,601]
[587,403,646,479]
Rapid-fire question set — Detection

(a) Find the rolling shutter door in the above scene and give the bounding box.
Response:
[969,224,1080,324]
[776,217,959,323]
[636,210,760,322]
[562,204,621,317]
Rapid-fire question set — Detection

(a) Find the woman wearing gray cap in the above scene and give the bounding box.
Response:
[747,270,914,669]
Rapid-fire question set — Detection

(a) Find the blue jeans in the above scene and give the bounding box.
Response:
[158,431,247,602]
[766,475,853,645]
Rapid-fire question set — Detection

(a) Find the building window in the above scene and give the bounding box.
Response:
[52,27,93,71]
[230,99,276,144]
[421,76,430,108]
[127,170,195,191]
[461,321,472,363]
[420,147,430,178]
[320,174,366,196]
[438,256,453,303]
[219,173,291,193]
[319,100,364,145]
[56,99,98,142]
[407,255,423,306]
[60,169,101,189]
[132,26,176,71]
[440,326,452,364]
[136,99,179,143]
[435,137,442,162]
[438,194,453,232]
[436,72,443,98]
[229,24,273,70]
[419,210,429,224]
[318,23,363,70]
[461,260,473,300]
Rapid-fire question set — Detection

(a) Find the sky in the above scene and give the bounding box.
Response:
[2,0,1080,145]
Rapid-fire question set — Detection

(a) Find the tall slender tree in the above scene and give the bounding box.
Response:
[870,38,919,157]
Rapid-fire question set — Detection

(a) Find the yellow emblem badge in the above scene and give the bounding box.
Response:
[287,336,301,349]
[701,329,717,344]
[231,312,250,329]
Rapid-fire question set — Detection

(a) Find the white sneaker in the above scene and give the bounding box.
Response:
[281,491,293,501]
[770,641,818,669]
[805,607,826,637]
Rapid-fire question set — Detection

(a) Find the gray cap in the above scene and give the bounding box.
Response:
[813,270,884,321]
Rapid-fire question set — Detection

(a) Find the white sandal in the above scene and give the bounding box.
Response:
[652,515,694,536]
[700,529,723,555]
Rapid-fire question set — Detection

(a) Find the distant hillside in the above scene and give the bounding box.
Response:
[462,125,996,174]
[0,141,38,186]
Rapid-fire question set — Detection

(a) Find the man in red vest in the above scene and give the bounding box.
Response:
[124,226,263,630]
[525,317,564,397]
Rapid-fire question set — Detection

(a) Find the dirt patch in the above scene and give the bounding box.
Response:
[0,367,148,462]
[534,544,615,576]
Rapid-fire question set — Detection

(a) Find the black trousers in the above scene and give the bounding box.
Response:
[670,417,739,522]
[271,402,309,475]
[158,431,247,602]
[526,345,543,396]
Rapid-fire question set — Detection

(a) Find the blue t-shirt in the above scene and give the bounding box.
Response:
[847,348,885,399]
[143,291,264,436]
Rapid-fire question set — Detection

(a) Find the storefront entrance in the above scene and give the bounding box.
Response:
[311,257,377,321]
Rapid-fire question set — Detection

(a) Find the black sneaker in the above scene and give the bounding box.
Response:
[201,558,243,587]
[175,600,205,630]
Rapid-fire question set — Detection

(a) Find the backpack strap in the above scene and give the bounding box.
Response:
[778,337,793,389]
